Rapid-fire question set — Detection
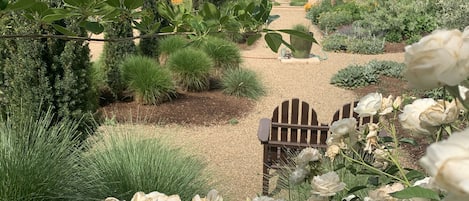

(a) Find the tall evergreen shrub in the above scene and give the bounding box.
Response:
[140,0,164,57]
[103,14,136,99]
[0,1,97,141]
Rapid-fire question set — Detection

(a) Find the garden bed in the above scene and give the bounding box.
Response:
[99,90,255,126]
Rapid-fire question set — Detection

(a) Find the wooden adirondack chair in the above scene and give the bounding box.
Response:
[257,98,377,195]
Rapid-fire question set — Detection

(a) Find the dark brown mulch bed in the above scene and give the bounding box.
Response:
[384,42,407,53]
[99,90,255,126]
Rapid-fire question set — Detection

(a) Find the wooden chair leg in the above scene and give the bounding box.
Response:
[262,164,270,195]
[262,145,270,195]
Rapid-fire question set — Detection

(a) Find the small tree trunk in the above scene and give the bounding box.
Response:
[331,0,336,6]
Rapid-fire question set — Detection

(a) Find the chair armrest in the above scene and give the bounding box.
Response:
[258,118,271,144]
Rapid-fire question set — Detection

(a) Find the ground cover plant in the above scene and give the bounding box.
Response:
[330,60,404,89]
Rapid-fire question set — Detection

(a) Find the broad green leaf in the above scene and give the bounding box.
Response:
[267,15,280,25]
[347,186,367,194]
[49,8,70,15]
[346,164,356,174]
[63,0,83,7]
[264,32,282,53]
[399,138,417,146]
[273,29,318,44]
[381,136,394,143]
[52,24,77,36]
[82,21,104,34]
[334,163,345,171]
[102,9,120,20]
[124,0,142,10]
[27,2,48,15]
[7,0,35,10]
[42,14,65,23]
[0,0,8,10]
[405,170,425,181]
[390,186,440,200]
[246,33,261,45]
[105,0,120,7]
[368,176,379,186]
[203,2,220,19]
[219,16,229,24]
[159,26,175,33]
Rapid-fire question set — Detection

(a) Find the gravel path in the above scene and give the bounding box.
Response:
[100,6,405,201]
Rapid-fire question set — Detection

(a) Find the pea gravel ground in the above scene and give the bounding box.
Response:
[92,6,405,201]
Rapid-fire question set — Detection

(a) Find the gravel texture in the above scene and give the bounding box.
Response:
[96,6,405,201]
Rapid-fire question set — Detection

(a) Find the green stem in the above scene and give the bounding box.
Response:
[387,118,411,186]
[340,152,407,184]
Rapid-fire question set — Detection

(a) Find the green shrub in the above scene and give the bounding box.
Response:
[0,109,86,200]
[221,68,266,99]
[317,10,354,32]
[120,55,176,105]
[357,0,437,42]
[158,35,189,56]
[367,60,405,79]
[290,0,307,6]
[385,31,403,43]
[330,65,378,88]
[1,12,97,141]
[347,36,385,54]
[435,0,469,30]
[103,18,136,98]
[81,132,211,201]
[405,34,422,45]
[322,33,348,52]
[305,0,334,24]
[201,36,242,71]
[166,48,213,91]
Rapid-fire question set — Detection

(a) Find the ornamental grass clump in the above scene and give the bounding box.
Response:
[158,35,189,65]
[201,36,242,73]
[80,131,211,201]
[166,48,214,91]
[221,68,266,99]
[120,55,176,105]
[0,110,87,200]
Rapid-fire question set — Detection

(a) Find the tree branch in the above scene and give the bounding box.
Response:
[0,32,196,42]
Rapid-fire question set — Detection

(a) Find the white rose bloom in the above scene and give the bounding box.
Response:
[251,196,284,201]
[393,96,402,110]
[420,100,458,126]
[459,85,469,100]
[192,189,223,201]
[399,98,437,134]
[364,123,379,153]
[131,191,181,201]
[404,29,469,89]
[419,128,469,198]
[329,118,357,137]
[380,95,394,115]
[297,147,321,166]
[311,171,346,197]
[325,144,340,160]
[354,93,382,117]
[366,183,404,201]
[289,167,309,185]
